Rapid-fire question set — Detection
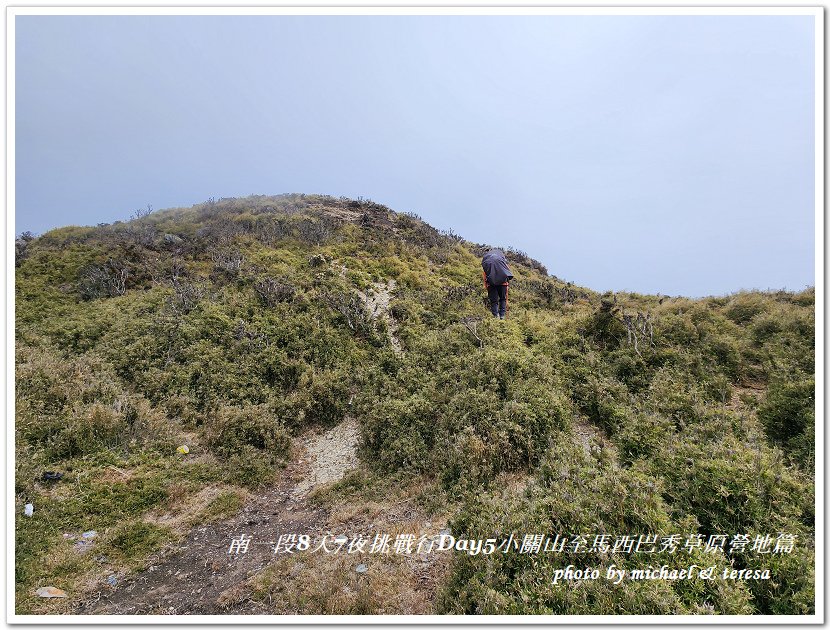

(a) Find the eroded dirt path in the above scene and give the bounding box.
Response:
[75,417,452,615]
[75,421,359,614]
[358,279,402,354]
[292,418,359,499]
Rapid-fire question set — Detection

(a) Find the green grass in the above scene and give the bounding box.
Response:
[201,490,245,522]
[15,194,815,615]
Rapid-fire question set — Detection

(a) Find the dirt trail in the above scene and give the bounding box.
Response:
[292,418,359,498]
[75,421,360,615]
[572,416,612,460]
[358,279,402,353]
[572,419,597,457]
[75,417,450,615]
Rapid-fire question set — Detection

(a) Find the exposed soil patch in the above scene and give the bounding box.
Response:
[74,419,353,615]
[75,452,327,615]
[572,417,608,458]
[727,382,767,412]
[311,204,362,223]
[292,418,359,499]
[73,418,449,616]
[358,279,402,353]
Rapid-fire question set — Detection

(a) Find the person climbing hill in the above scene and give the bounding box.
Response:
[481,248,514,319]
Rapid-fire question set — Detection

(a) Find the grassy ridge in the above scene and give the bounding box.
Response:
[15,194,814,614]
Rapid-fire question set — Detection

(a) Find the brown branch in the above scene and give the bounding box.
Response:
[461,317,484,348]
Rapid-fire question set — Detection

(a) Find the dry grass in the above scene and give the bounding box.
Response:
[249,550,436,614]
[232,469,458,615]
[142,484,248,533]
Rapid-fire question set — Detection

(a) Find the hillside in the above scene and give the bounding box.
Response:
[15,194,815,615]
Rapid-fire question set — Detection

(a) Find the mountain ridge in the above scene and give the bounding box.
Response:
[15,193,815,615]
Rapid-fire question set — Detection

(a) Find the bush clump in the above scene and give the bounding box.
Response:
[438,438,754,615]
[758,377,815,467]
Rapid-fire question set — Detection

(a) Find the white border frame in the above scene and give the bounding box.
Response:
[5,4,824,625]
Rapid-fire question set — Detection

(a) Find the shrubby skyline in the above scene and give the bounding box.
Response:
[15,13,816,297]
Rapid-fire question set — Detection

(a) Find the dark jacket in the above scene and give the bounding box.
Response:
[481,249,514,288]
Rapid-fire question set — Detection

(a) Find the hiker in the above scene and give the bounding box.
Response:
[481,248,513,319]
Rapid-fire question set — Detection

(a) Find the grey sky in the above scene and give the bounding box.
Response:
[15,15,815,297]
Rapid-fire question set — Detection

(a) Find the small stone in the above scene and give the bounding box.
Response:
[74,540,92,553]
[355,564,368,574]
[36,586,67,598]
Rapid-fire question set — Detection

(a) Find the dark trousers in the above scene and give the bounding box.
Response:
[487,284,508,317]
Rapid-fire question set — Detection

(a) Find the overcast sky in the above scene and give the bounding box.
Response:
[15,14,816,297]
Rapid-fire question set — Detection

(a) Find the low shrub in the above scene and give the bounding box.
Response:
[439,438,754,615]
[203,404,291,458]
[758,377,815,465]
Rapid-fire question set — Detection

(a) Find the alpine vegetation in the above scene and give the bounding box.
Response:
[15,194,814,616]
